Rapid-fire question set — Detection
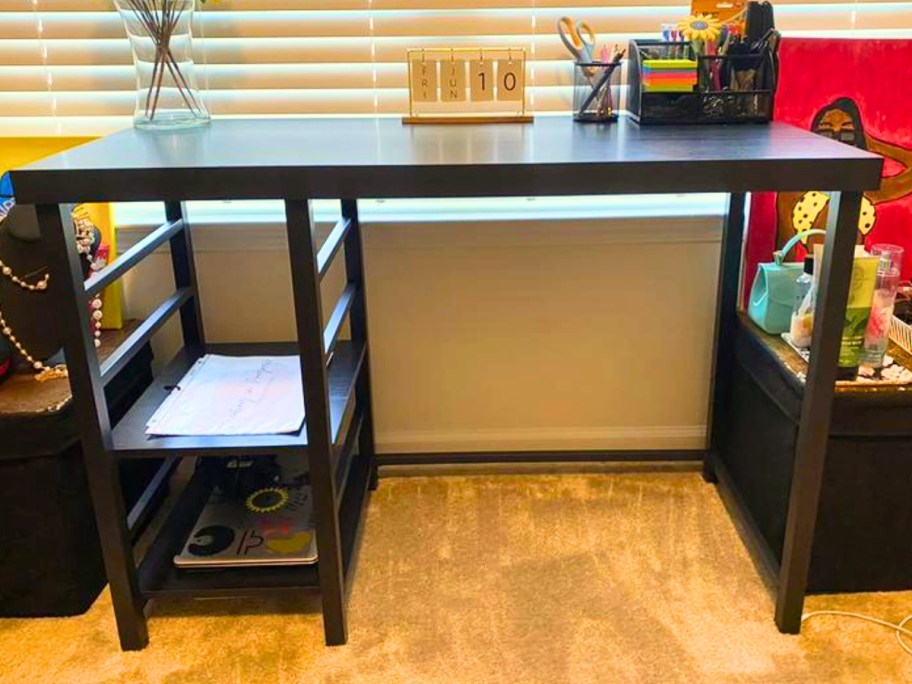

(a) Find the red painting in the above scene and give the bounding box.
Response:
[745,38,912,296]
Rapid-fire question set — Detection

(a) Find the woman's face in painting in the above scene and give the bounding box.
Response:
[814,108,860,146]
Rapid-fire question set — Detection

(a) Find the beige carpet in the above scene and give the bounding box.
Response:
[1,468,911,683]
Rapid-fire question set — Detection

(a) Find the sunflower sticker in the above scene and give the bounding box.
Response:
[245,487,290,514]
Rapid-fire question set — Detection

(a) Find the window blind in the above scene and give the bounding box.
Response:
[1,0,911,135]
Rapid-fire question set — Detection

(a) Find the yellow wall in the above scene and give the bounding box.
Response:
[0,137,94,173]
[1,136,122,328]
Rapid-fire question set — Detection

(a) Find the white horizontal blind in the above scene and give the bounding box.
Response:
[1,0,911,134]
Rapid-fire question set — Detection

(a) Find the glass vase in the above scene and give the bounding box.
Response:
[114,0,210,130]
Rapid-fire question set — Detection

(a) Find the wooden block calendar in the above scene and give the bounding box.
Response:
[404,48,532,124]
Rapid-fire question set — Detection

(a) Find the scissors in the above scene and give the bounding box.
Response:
[558,16,597,63]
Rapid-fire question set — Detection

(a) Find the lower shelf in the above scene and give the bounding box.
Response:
[138,451,374,600]
[137,463,318,598]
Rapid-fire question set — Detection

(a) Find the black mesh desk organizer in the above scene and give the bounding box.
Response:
[628,39,777,125]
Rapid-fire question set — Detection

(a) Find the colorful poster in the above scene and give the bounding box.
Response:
[745,39,912,297]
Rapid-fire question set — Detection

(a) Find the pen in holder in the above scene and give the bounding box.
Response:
[573,61,621,122]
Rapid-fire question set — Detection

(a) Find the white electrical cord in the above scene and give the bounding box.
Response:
[802,611,912,656]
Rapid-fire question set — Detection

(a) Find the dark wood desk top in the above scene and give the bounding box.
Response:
[11,117,882,203]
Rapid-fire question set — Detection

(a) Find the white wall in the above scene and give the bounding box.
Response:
[120,212,722,454]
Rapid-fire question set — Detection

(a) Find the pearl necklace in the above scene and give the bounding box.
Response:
[0,261,66,381]
[1,261,48,293]
[73,207,105,350]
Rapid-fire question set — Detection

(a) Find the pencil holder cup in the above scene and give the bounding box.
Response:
[573,61,621,123]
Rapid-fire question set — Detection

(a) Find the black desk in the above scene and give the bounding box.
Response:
[12,117,882,649]
[14,117,878,202]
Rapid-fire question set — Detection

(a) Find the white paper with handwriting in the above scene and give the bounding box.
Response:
[145,355,305,436]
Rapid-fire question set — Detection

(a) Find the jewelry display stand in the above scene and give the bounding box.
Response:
[0,205,59,363]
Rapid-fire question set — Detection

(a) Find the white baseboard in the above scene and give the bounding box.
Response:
[375,425,707,454]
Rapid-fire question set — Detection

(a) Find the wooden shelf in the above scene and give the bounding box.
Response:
[138,450,374,599]
[111,341,365,459]
[137,463,320,598]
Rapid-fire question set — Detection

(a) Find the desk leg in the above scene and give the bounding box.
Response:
[39,203,149,650]
[342,200,379,491]
[285,199,348,646]
[775,191,862,634]
[704,192,747,484]
[165,201,205,348]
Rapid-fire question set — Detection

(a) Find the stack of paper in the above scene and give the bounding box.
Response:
[145,355,305,436]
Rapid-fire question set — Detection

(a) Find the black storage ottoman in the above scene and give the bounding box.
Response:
[0,328,161,616]
[718,315,912,594]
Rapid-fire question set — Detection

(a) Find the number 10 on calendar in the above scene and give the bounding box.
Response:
[405,48,531,124]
